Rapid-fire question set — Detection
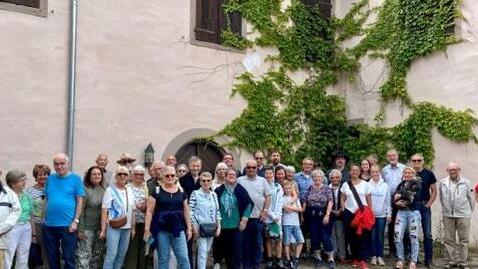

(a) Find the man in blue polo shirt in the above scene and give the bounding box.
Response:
[43,153,84,269]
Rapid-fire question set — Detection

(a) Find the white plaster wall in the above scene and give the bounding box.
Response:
[0,0,246,176]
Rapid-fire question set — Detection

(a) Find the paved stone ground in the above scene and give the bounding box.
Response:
[295,255,478,268]
[206,253,478,269]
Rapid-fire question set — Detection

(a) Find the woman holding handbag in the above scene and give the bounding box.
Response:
[340,164,372,269]
[100,166,136,269]
[189,172,221,269]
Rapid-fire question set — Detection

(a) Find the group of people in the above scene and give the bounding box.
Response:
[0,149,476,269]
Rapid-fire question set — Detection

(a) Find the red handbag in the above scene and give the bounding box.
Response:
[348,181,375,235]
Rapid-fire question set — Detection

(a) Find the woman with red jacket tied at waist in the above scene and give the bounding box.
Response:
[340,164,372,269]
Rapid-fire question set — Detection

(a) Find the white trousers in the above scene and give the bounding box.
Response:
[4,223,32,269]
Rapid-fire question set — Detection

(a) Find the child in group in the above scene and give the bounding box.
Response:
[264,166,285,269]
[282,180,304,269]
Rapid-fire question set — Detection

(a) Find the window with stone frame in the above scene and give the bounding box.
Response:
[195,0,242,45]
[0,0,47,17]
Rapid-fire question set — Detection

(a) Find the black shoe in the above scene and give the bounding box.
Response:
[293,257,299,269]
[315,257,323,269]
[328,260,336,269]
[277,258,287,269]
[265,258,273,269]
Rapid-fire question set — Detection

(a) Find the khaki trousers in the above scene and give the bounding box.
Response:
[0,249,4,269]
[443,217,470,266]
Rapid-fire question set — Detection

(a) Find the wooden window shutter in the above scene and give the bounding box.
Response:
[195,0,220,43]
[218,0,241,35]
[318,0,332,19]
[1,0,40,8]
[301,0,332,19]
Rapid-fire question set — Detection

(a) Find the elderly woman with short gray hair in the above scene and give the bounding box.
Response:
[328,169,346,264]
[4,170,35,269]
[189,172,221,269]
[302,169,335,268]
[125,165,149,269]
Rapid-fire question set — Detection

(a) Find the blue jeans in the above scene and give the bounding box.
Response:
[394,210,421,262]
[157,231,190,269]
[371,217,386,257]
[306,207,333,254]
[242,218,264,269]
[418,203,433,264]
[42,225,77,269]
[103,227,130,269]
[283,225,305,245]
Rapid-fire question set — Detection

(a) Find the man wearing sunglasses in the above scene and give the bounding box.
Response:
[411,153,437,268]
[238,159,271,269]
[242,150,266,178]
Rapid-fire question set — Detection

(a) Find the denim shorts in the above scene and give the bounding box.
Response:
[282,225,305,245]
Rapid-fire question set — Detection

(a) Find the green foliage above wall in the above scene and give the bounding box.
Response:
[216,0,477,167]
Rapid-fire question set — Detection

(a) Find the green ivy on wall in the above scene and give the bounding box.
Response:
[215,0,477,167]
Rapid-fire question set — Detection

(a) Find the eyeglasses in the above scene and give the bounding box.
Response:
[117,173,128,176]
[202,179,211,183]
[164,174,175,178]
[411,159,422,162]
[53,162,67,166]
[255,157,263,160]
[134,173,145,176]
[177,170,186,173]
[246,166,257,169]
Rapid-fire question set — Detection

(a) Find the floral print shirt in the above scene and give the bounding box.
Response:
[305,184,333,208]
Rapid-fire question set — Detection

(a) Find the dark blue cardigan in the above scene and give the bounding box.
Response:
[215,183,254,219]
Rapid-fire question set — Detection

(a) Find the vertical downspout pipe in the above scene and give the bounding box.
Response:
[67,0,78,169]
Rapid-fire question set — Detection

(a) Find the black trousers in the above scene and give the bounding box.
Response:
[213,228,243,269]
[342,209,370,261]
[388,208,398,256]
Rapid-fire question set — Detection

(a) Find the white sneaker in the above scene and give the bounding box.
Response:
[213,263,221,269]
[377,257,385,266]
[370,256,377,265]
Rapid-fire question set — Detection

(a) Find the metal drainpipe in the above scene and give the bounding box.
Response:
[66,0,78,169]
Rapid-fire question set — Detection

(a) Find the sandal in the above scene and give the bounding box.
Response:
[395,260,404,269]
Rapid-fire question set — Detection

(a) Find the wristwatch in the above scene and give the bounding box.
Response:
[74,218,80,224]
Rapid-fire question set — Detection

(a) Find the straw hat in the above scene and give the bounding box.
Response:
[116,153,136,164]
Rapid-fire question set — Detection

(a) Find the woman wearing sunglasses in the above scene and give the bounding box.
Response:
[144,165,193,269]
[100,166,136,269]
[189,172,221,269]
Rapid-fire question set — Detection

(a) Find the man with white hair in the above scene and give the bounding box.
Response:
[439,162,475,269]
[147,161,165,196]
[43,153,85,269]
[95,153,113,187]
